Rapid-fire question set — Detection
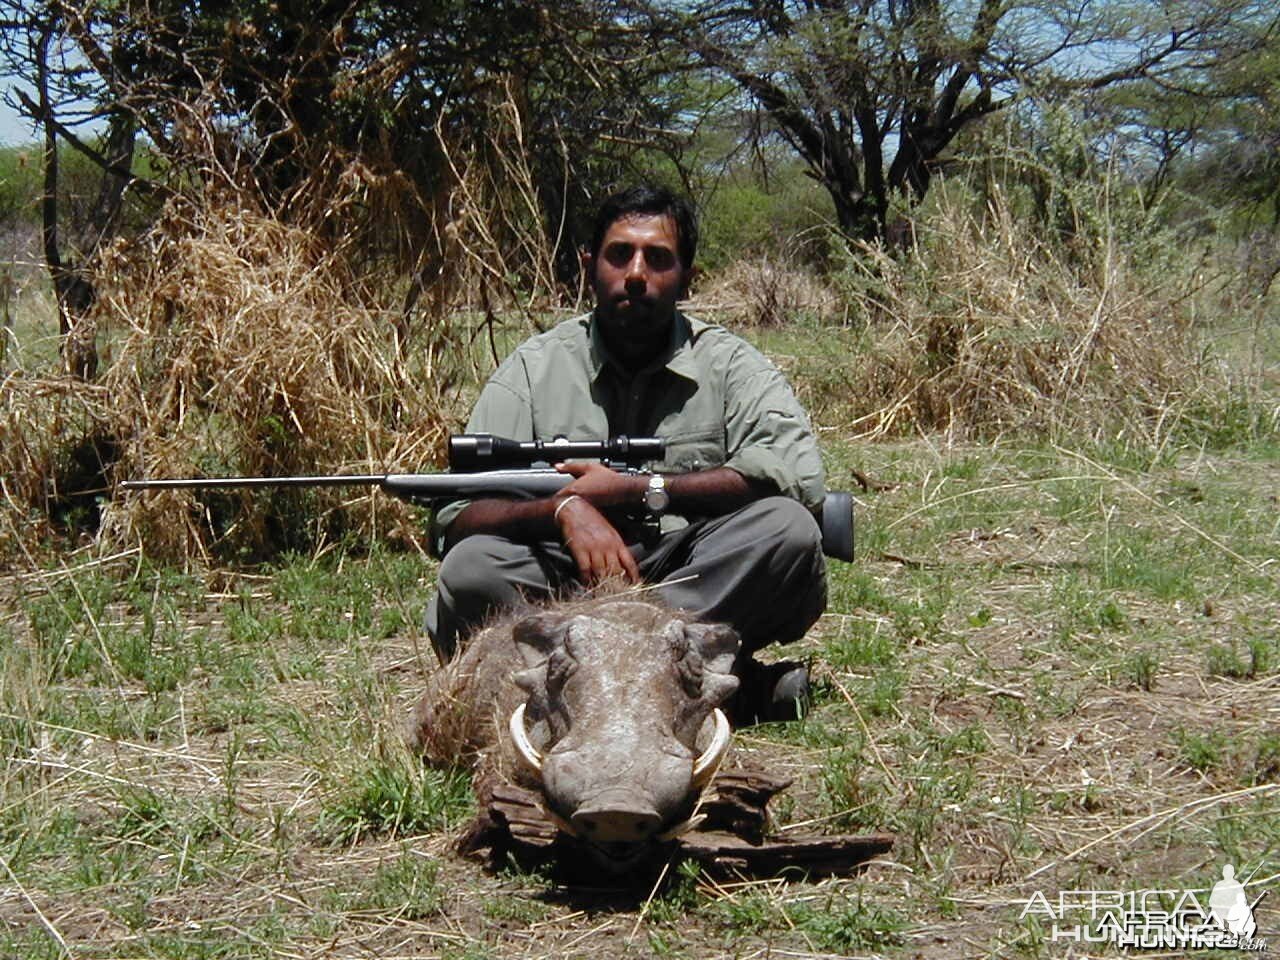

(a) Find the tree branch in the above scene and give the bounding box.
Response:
[15,88,160,196]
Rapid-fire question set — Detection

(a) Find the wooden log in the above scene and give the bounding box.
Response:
[457,775,559,857]
[698,768,793,843]
[458,766,894,882]
[489,781,560,847]
[677,831,895,880]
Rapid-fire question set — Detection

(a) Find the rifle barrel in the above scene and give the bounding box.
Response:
[121,469,575,500]
[122,475,387,490]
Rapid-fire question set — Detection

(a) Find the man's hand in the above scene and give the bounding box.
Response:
[443,460,768,564]
[553,493,640,585]
[553,460,644,508]
[552,461,645,584]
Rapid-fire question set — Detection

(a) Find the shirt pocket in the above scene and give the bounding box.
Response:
[661,422,725,473]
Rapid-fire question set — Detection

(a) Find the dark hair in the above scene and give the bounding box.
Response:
[589,185,698,270]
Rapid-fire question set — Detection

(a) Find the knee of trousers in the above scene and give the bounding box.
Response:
[745,496,825,562]
[436,534,524,608]
[724,497,827,649]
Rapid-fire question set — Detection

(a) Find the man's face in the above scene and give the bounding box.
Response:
[585,213,690,369]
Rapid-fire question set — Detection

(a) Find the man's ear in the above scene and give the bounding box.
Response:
[579,247,593,282]
[679,264,698,300]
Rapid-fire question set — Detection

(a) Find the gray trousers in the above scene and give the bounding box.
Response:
[425,496,827,660]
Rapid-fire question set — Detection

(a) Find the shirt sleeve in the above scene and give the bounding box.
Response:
[429,359,535,556]
[721,340,827,512]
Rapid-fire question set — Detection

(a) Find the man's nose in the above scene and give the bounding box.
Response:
[624,252,647,289]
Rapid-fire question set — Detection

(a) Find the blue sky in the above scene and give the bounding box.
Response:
[0,81,39,148]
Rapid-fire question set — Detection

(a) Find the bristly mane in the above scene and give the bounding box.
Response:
[408,584,695,771]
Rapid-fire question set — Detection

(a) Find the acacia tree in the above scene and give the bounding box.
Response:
[0,0,693,371]
[1101,17,1280,230]
[631,0,1277,242]
[0,1,147,377]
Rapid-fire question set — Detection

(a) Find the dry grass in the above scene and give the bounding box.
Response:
[2,76,573,567]
[694,250,843,327]
[2,198,461,564]
[102,201,461,561]
[696,185,1252,449]
[842,191,1208,441]
[1,435,1276,959]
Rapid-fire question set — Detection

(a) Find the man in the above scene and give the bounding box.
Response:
[426,185,826,719]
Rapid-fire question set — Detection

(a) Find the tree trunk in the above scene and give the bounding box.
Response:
[827,181,886,244]
[34,20,97,379]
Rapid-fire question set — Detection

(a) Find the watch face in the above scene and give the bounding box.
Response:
[644,475,669,513]
[644,490,669,511]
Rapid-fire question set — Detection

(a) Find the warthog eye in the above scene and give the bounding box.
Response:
[546,648,577,697]
[675,650,703,698]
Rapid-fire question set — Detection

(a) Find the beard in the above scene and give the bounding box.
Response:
[594,295,675,367]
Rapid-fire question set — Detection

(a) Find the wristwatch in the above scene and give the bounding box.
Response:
[643,473,670,516]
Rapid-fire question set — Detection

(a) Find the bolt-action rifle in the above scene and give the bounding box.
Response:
[122,434,855,561]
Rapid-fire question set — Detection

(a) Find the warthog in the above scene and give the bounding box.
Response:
[409,595,739,865]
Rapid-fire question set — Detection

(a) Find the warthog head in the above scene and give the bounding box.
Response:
[503,600,739,864]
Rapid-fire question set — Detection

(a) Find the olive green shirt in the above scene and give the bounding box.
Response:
[432,311,825,551]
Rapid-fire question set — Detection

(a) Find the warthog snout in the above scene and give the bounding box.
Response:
[570,792,662,842]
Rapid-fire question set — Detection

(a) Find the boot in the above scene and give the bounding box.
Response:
[730,657,811,726]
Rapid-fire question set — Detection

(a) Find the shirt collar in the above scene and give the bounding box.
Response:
[587,309,705,382]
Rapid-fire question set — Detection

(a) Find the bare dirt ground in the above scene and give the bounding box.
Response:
[1,440,1277,959]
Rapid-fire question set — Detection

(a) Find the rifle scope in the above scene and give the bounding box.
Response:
[448,434,664,472]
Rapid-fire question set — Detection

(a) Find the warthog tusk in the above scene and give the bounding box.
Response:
[538,801,580,838]
[509,702,543,773]
[691,708,731,787]
[656,812,706,842]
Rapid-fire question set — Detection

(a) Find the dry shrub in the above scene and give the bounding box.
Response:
[1,79,576,566]
[815,185,1229,442]
[0,374,114,557]
[369,77,569,366]
[24,197,461,563]
[434,80,565,312]
[695,252,842,327]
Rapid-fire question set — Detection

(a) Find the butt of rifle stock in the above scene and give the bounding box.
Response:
[820,491,855,562]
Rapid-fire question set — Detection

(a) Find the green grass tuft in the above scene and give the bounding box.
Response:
[320,757,472,844]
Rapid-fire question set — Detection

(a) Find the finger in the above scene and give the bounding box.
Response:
[554,461,590,476]
[620,548,641,584]
[566,539,592,583]
[588,549,611,586]
[575,541,602,584]
[575,556,591,585]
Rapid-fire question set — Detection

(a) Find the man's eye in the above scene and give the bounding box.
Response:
[645,248,675,270]
[605,244,634,265]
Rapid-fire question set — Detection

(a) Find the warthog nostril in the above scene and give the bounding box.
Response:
[570,805,662,844]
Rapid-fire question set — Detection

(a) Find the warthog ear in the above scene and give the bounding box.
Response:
[700,672,739,710]
[662,620,701,698]
[673,622,742,740]
[511,613,575,743]
[512,612,569,667]
[512,666,542,695]
[682,622,740,679]
[512,614,578,699]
